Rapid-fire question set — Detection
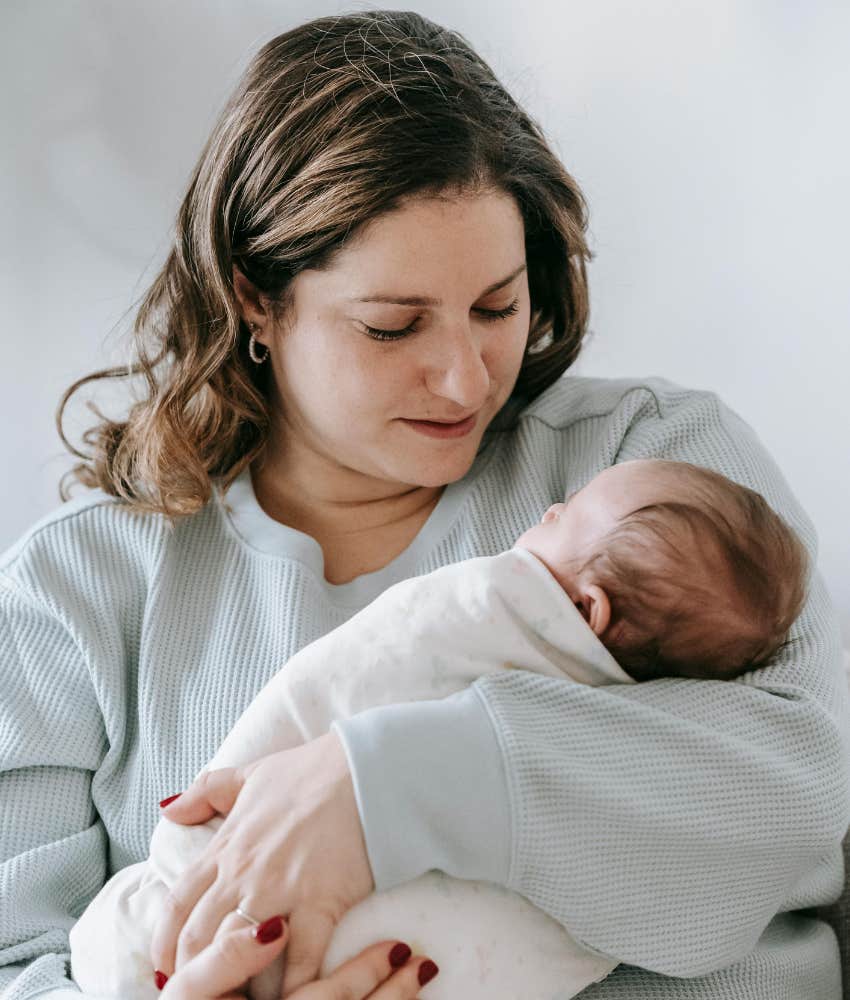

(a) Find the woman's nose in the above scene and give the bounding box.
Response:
[424,327,490,409]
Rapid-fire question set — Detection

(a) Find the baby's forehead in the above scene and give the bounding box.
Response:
[592,459,680,497]
[591,462,716,529]
[605,458,671,480]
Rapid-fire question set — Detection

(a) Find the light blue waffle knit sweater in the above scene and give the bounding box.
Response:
[2,374,849,1000]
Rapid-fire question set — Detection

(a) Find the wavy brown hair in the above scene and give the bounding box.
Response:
[57,9,593,519]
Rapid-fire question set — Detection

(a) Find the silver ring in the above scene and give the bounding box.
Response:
[234,904,262,927]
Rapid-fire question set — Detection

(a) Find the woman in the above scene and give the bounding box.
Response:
[1,10,848,1000]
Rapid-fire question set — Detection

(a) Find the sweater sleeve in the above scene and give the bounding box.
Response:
[0,574,108,998]
[333,379,850,978]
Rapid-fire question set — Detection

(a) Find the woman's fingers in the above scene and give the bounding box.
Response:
[160,766,246,825]
[288,940,439,1000]
[367,952,439,998]
[280,907,336,995]
[175,879,244,969]
[150,857,220,976]
[152,765,254,974]
[160,914,288,1000]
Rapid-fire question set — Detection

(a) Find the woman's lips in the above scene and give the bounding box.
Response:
[400,414,477,438]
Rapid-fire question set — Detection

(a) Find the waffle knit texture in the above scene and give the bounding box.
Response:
[2,374,849,1000]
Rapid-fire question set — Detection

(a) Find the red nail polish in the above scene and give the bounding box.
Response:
[418,959,439,986]
[159,793,182,808]
[388,941,412,967]
[253,915,284,944]
[154,969,168,990]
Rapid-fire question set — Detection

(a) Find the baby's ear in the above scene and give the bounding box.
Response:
[581,584,611,638]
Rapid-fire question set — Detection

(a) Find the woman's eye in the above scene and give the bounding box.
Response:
[363,298,520,342]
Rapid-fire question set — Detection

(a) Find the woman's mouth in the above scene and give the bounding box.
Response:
[400,414,477,438]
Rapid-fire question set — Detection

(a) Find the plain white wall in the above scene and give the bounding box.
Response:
[2,1,848,644]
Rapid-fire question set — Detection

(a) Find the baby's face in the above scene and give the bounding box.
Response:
[514,460,670,587]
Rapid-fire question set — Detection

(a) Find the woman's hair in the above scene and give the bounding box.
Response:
[573,461,811,682]
[57,9,593,519]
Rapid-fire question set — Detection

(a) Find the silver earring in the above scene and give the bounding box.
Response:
[247,323,269,364]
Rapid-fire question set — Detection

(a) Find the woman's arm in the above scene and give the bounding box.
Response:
[333,378,850,978]
[0,574,108,998]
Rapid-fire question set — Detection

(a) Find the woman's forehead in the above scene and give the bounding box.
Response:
[334,191,525,269]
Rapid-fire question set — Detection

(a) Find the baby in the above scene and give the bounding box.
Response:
[68,458,809,1000]
[518,456,809,684]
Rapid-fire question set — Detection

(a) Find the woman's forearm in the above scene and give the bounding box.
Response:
[334,381,850,979]
[0,576,108,999]
[332,685,511,891]
[335,602,850,978]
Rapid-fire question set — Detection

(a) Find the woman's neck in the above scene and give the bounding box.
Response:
[248,445,444,540]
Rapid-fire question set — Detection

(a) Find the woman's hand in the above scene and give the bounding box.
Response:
[150,730,375,996]
[160,915,440,999]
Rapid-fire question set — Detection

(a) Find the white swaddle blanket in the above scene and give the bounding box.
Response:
[69,546,634,999]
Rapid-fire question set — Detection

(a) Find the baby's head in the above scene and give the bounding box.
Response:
[514,459,810,682]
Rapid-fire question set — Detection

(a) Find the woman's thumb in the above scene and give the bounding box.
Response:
[159,766,245,824]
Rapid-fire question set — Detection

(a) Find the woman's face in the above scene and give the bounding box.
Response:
[260,188,531,490]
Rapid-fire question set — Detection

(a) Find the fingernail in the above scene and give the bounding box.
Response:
[253,915,284,944]
[159,793,182,808]
[154,969,168,990]
[418,959,439,986]
[388,941,412,967]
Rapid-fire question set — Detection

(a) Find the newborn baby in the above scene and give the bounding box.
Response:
[518,457,810,684]
[68,458,809,1000]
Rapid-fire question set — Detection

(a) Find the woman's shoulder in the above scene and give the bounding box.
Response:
[514,371,710,431]
[0,485,214,623]
[480,372,726,490]
[2,487,157,570]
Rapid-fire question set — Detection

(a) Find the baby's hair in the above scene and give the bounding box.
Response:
[574,460,811,682]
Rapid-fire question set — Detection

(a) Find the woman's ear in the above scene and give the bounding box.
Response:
[232,264,270,334]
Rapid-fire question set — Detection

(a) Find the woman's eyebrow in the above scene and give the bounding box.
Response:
[350,262,527,306]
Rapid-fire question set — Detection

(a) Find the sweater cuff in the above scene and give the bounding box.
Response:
[331,686,512,892]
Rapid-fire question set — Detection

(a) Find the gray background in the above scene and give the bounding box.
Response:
[2,0,848,645]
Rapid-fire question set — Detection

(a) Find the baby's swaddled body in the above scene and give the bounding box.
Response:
[69,546,633,999]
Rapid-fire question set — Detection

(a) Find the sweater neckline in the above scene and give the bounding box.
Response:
[215,454,488,607]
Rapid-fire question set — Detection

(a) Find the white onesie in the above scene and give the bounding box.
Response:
[69,546,635,999]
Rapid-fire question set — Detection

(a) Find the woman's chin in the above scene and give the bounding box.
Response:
[405,446,481,487]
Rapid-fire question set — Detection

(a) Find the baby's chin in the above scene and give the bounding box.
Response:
[512,540,574,596]
[513,522,548,551]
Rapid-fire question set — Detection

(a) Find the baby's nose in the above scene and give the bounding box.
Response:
[541,502,566,523]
